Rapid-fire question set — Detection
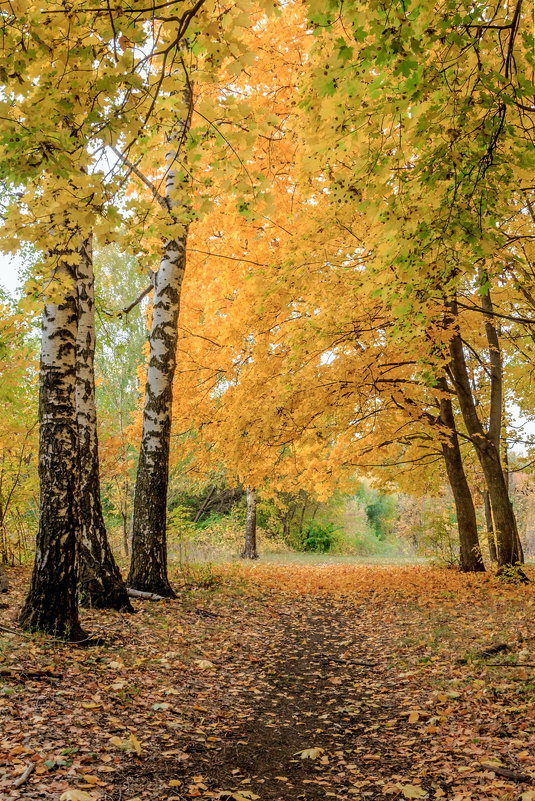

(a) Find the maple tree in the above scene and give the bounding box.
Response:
[0,0,533,642]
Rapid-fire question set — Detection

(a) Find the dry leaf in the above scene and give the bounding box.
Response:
[194,659,214,670]
[400,785,428,799]
[294,747,325,760]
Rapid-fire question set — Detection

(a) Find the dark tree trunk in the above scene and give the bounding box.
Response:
[0,566,8,593]
[128,83,193,597]
[448,325,522,566]
[482,489,498,562]
[76,237,133,612]
[19,259,86,640]
[438,387,484,572]
[241,488,258,559]
[121,479,130,557]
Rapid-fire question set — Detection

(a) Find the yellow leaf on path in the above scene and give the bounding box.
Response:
[108,734,142,755]
[59,791,97,801]
[408,712,419,723]
[231,793,260,801]
[521,793,535,801]
[294,747,325,760]
[194,659,214,670]
[169,780,181,787]
[400,785,428,799]
[81,774,104,785]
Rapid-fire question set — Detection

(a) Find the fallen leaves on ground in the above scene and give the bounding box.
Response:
[0,563,534,801]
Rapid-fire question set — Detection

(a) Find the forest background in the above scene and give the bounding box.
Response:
[0,0,534,625]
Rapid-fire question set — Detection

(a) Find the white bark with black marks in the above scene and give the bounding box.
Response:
[76,237,133,611]
[128,80,193,596]
[19,258,86,640]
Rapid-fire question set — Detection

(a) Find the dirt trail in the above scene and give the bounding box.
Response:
[109,599,430,800]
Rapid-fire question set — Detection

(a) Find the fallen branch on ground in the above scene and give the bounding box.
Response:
[13,762,35,787]
[480,763,533,782]
[0,666,62,679]
[127,588,166,601]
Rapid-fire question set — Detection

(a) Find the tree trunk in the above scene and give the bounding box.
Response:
[121,479,129,557]
[128,83,193,597]
[482,489,498,562]
[19,258,86,640]
[438,388,484,572]
[76,237,133,612]
[241,488,258,559]
[0,566,8,593]
[448,325,522,566]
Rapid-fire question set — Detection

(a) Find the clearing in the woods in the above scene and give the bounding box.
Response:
[1,563,534,801]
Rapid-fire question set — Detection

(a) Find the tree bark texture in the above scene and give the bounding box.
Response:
[482,489,498,562]
[19,259,86,640]
[76,237,133,611]
[128,83,193,596]
[448,330,522,566]
[0,566,8,593]
[438,389,484,572]
[241,488,258,559]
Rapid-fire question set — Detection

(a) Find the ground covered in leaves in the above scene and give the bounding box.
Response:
[1,563,535,801]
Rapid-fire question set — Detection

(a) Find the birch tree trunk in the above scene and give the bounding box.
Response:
[438,388,484,572]
[19,259,86,640]
[76,237,133,611]
[241,488,258,559]
[128,83,193,597]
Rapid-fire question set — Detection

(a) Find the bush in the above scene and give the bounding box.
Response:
[300,522,338,553]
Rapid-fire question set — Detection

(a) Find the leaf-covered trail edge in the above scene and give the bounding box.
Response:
[0,564,534,801]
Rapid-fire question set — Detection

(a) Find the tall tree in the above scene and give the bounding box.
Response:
[76,236,133,611]
[241,488,258,559]
[19,254,86,640]
[448,300,522,566]
[437,380,484,572]
[128,78,193,597]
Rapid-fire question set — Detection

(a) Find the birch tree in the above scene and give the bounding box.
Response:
[19,255,86,639]
[76,236,133,611]
[128,78,193,597]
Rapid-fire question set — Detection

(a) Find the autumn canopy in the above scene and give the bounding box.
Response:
[0,0,533,630]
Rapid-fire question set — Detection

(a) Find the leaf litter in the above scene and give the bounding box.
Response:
[0,563,534,801]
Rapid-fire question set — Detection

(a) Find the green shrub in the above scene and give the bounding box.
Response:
[301,522,339,553]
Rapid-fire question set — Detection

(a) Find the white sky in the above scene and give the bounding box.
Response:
[0,251,24,296]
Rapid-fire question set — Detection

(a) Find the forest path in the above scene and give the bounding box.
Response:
[1,563,534,801]
[112,596,419,801]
